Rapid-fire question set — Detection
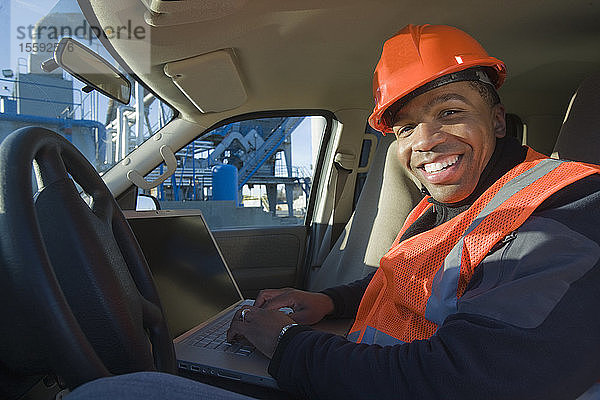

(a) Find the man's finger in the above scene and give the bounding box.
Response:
[261,294,297,311]
[255,289,282,308]
[232,308,242,322]
[231,305,250,324]
[228,306,254,341]
[239,305,253,316]
[240,306,258,323]
[227,319,245,342]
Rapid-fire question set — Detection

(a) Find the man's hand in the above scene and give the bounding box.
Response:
[227,306,295,358]
[254,288,335,325]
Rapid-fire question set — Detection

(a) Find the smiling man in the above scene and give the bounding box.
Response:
[66,23,600,400]
[225,24,600,400]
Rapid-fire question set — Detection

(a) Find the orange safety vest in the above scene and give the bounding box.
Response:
[348,149,600,345]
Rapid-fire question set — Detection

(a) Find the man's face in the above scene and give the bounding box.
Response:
[392,81,506,203]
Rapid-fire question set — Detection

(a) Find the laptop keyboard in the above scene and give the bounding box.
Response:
[183,310,256,356]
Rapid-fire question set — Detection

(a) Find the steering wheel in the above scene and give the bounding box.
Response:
[0,127,176,391]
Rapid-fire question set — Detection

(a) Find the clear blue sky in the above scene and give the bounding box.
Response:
[291,117,314,171]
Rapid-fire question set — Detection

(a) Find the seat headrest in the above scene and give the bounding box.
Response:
[505,113,524,143]
[552,72,600,164]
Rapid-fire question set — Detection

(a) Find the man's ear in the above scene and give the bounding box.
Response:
[493,104,506,138]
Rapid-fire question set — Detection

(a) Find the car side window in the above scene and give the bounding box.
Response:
[143,115,328,229]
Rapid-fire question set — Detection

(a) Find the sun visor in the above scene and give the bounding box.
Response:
[164,49,247,113]
[141,0,248,27]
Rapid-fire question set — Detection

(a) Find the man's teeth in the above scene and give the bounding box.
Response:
[423,155,459,173]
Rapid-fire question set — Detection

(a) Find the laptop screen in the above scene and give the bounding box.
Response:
[125,211,243,338]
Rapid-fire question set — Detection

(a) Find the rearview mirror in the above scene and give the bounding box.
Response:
[42,37,131,104]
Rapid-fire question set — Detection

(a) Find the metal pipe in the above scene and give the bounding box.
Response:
[116,106,125,160]
[135,82,144,146]
[143,93,155,107]
[0,112,105,136]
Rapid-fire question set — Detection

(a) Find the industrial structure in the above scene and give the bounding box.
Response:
[0,0,312,225]
[150,117,312,219]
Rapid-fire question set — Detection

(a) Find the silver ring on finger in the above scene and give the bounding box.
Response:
[241,309,249,322]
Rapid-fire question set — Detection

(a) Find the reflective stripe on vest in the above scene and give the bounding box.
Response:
[349,151,600,345]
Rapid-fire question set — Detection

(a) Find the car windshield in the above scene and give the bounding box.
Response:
[0,0,174,173]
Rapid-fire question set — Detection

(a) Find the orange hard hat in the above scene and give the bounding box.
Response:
[368,24,506,134]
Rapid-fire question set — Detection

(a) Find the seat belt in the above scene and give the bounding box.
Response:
[330,152,354,249]
[307,151,354,274]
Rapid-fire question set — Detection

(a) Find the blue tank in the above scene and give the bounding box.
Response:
[212,164,238,202]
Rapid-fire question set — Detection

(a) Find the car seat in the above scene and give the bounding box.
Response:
[505,113,524,143]
[552,72,600,163]
[308,134,422,291]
